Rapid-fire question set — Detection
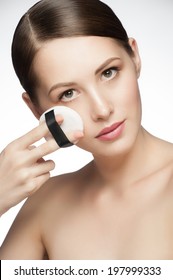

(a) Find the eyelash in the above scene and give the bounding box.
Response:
[101,67,119,81]
[57,66,119,102]
[58,89,78,102]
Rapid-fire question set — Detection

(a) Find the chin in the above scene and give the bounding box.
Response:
[81,137,134,159]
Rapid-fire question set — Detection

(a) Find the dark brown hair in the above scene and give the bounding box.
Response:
[12,0,133,102]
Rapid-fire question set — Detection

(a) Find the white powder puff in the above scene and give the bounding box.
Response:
[40,106,84,143]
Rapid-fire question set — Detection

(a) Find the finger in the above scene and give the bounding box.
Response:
[31,130,84,160]
[31,160,55,177]
[55,114,64,125]
[17,115,64,149]
[28,145,36,151]
[25,173,51,196]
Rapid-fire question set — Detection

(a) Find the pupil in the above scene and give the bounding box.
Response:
[65,90,73,98]
[105,70,112,77]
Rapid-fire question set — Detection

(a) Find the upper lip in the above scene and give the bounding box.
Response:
[96,120,125,137]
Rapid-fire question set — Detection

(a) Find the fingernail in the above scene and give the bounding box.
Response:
[73,131,84,143]
[55,114,64,123]
[74,131,84,138]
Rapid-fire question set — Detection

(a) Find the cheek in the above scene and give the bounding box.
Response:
[126,82,140,108]
[35,90,54,113]
[117,74,141,114]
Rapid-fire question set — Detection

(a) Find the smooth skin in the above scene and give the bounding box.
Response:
[0,116,83,216]
[0,36,173,259]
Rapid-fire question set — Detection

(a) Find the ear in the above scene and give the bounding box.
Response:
[22,92,41,120]
[128,38,141,78]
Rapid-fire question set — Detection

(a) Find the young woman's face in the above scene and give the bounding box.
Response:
[31,36,142,157]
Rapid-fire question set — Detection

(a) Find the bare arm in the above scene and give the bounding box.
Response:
[0,194,46,259]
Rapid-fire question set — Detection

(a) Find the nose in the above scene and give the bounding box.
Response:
[89,88,114,121]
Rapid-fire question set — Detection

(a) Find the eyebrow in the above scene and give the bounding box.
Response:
[48,57,120,96]
[95,57,120,75]
[48,82,77,96]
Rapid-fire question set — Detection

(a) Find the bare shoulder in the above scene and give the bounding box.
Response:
[154,138,173,197]
[160,139,173,176]
[0,162,92,259]
[150,135,173,170]
[21,160,93,219]
[135,135,173,201]
[156,138,173,183]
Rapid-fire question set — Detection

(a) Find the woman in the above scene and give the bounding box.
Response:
[0,0,173,259]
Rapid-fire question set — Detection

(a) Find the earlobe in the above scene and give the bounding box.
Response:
[128,38,141,78]
[22,92,41,120]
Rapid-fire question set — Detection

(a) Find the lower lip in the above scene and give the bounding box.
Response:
[96,121,125,141]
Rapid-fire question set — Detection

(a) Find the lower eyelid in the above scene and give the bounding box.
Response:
[61,91,81,102]
[101,68,118,80]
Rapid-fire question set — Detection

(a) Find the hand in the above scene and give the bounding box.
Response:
[0,115,83,215]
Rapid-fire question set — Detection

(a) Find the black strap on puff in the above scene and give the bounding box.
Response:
[45,110,73,148]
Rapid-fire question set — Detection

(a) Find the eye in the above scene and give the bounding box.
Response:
[101,67,118,81]
[59,89,79,102]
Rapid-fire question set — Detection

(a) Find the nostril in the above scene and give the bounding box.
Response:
[91,103,114,121]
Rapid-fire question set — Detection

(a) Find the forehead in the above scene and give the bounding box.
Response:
[34,36,125,71]
[33,36,128,94]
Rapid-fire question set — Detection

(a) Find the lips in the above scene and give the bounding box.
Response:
[96,120,125,139]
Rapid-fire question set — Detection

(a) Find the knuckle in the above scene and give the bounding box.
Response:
[23,180,38,197]
[6,139,20,152]
[25,183,36,196]
[4,142,16,156]
[10,155,25,171]
[3,141,21,165]
[15,169,30,185]
[25,173,50,196]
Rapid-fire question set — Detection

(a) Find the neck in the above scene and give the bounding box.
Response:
[92,127,151,190]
